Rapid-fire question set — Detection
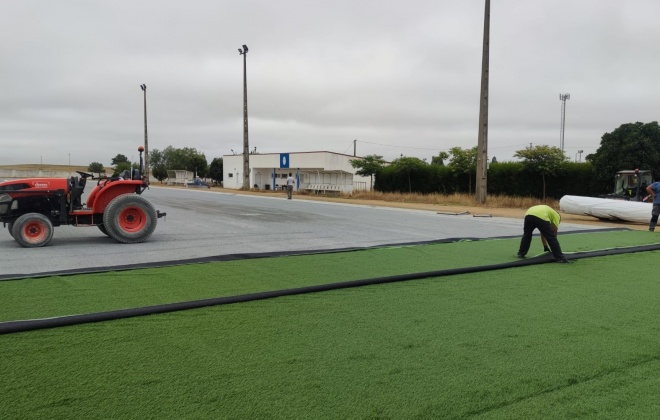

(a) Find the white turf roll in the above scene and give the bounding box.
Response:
[559,195,652,224]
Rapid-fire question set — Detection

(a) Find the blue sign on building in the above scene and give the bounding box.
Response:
[280,153,290,169]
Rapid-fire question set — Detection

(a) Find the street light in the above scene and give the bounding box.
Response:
[140,84,149,183]
[559,93,570,152]
[238,44,249,189]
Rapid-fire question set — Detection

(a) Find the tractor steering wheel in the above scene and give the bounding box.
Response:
[76,171,94,179]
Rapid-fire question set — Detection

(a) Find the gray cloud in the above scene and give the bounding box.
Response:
[1,0,659,166]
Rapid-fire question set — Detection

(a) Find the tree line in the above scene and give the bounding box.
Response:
[87,121,660,196]
[351,121,660,200]
[88,147,223,183]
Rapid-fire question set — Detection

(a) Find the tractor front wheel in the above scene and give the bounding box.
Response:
[13,213,54,248]
[7,222,14,238]
[103,194,158,244]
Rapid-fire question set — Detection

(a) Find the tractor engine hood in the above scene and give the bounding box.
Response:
[0,178,69,192]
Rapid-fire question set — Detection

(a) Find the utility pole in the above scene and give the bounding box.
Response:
[353,139,357,156]
[559,93,570,152]
[239,45,250,190]
[475,0,490,204]
[140,84,149,183]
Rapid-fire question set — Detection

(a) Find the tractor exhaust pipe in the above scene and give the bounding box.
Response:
[138,146,144,181]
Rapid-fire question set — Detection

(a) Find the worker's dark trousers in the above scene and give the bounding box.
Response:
[518,215,566,260]
[649,204,660,231]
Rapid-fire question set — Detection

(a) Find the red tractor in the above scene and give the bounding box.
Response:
[0,146,165,248]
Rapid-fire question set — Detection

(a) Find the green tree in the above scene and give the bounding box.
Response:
[111,154,129,166]
[209,157,223,184]
[448,146,478,194]
[87,162,104,173]
[162,146,208,177]
[113,161,132,177]
[350,154,386,191]
[189,154,209,178]
[588,121,660,193]
[391,157,428,193]
[162,146,178,168]
[514,145,568,200]
[431,151,450,166]
[149,149,168,183]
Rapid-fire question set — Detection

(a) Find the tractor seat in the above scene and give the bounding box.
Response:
[69,176,85,209]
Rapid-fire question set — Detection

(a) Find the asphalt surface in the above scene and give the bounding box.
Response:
[0,187,604,277]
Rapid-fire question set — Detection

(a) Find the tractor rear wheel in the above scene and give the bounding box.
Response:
[103,194,158,244]
[13,213,54,248]
[98,224,109,237]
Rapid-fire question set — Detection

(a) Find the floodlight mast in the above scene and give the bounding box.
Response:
[140,84,149,183]
[559,93,570,152]
[239,45,250,189]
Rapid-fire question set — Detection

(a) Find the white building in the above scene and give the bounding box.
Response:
[222,151,372,193]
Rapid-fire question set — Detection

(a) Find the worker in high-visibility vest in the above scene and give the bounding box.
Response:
[517,205,571,263]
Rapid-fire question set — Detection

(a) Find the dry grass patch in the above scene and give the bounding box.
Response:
[320,190,558,209]
[0,164,89,172]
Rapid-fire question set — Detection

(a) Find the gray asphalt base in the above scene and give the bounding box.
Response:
[0,187,609,277]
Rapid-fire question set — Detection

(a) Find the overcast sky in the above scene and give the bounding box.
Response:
[1,0,659,167]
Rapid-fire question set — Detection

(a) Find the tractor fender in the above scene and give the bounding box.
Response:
[87,180,145,214]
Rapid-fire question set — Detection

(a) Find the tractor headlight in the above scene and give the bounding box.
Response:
[0,194,11,203]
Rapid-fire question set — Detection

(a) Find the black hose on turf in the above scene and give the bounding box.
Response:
[2,240,659,335]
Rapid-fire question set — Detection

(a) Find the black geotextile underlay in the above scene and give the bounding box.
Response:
[0,228,626,282]
[3,229,660,335]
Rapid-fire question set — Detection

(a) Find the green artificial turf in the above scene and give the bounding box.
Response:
[2,250,660,419]
[0,230,658,322]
